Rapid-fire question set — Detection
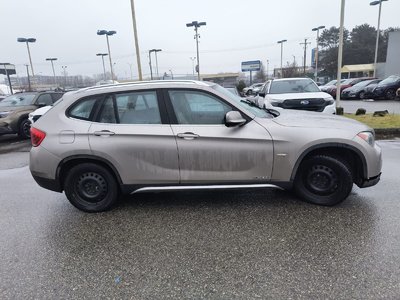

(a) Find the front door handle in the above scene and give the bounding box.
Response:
[94,130,115,136]
[177,132,199,140]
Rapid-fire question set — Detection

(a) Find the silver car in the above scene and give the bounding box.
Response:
[30,81,382,212]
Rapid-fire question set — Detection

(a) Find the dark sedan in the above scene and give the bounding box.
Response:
[371,75,400,100]
[341,79,381,100]
[325,77,375,98]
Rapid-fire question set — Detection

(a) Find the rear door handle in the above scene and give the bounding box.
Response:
[94,130,115,136]
[177,132,199,140]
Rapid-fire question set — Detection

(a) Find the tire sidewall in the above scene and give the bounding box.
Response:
[294,155,353,206]
[18,118,31,139]
[64,163,119,212]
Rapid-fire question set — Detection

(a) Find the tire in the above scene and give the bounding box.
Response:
[18,118,31,139]
[294,155,353,206]
[64,163,119,212]
[386,89,395,100]
[359,91,365,100]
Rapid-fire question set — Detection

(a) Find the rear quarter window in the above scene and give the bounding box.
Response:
[68,97,98,120]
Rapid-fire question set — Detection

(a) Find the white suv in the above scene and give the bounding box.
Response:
[254,78,336,114]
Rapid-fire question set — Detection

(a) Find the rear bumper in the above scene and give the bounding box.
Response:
[31,173,62,192]
[358,173,381,188]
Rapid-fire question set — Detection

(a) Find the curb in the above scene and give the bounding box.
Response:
[374,128,400,140]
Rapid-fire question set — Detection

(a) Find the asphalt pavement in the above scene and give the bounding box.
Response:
[0,139,399,299]
[340,99,400,114]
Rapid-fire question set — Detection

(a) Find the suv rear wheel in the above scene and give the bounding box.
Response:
[64,163,119,212]
[294,155,353,206]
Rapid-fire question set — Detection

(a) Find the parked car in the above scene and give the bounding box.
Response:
[371,75,400,100]
[250,78,335,114]
[0,91,63,138]
[341,79,382,100]
[29,80,381,212]
[325,77,375,98]
[28,105,52,124]
[242,83,264,96]
[319,79,346,93]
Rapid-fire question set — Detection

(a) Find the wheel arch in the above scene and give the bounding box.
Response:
[57,155,123,191]
[290,143,368,185]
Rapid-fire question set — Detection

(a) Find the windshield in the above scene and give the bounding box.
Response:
[324,80,337,86]
[0,94,36,107]
[269,79,320,94]
[379,76,400,85]
[352,80,373,88]
[211,84,275,118]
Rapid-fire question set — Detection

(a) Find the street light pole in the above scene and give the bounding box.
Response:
[190,57,196,77]
[312,25,325,81]
[46,58,58,86]
[130,0,143,81]
[370,0,388,78]
[154,49,162,79]
[17,38,36,78]
[25,64,31,91]
[186,21,206,81]
[149,50,154,80]
[96,53,108,80]
[277,39,287,78]
[336,0,346,113]
[62,66,67,89]
[266,59,269,80]
[97,30,117,81]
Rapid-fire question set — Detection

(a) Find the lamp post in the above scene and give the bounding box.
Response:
[189,57,196,77]
[62,66,67,89]
[46,58,58,86]
[186,21,206,80]
[277,39,287,78]
[336,0,346,113]
[96,53,108,80]
[24,64,31,91]
[130,0,143,81]
[370,0,388,78]
[17,37,36,78]
[312,25,325,81]
[266,59,269,80]
[97,30,116,81]
[154,49,162,79]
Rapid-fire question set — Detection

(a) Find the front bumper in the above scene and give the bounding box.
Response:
[358,173,381,188]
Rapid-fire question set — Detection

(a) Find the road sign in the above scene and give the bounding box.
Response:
[241,60,261,72]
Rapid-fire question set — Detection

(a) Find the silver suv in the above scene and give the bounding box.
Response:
[29,81,382,212]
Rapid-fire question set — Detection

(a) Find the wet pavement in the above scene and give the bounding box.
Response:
[0,140,399,299]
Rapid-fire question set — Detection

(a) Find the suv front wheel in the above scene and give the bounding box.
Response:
[294,155,353,206]
[64,163,119,212]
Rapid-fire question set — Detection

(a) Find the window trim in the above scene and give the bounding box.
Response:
[66,95,104,121]
[162,88,251,125]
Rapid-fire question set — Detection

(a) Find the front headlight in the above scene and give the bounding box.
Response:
[0,111,11,118]
[357,131,375,147]
[324,97,334,105]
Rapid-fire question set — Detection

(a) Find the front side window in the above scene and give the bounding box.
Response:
[98,91,162,124]
[168,90,232,124]
[36,94,53,106]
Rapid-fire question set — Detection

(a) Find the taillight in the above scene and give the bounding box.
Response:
[30,128,46,147]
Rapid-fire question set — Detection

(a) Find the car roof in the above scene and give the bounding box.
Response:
[271,77,312,82]
[73,80,213,95]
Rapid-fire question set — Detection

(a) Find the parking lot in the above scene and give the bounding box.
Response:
[0,131,399,298]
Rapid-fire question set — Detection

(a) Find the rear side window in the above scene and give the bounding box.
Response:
[68,98,97,120]
[97,91,162,124]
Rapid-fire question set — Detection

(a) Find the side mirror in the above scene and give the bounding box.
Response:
[37,103,47,108]
[258,92,265,97]
[225,111,246,127]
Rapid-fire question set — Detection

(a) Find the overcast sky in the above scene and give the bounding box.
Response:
[1,0,399,81]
